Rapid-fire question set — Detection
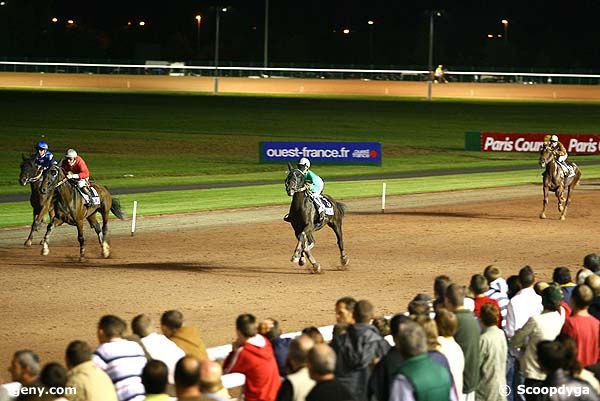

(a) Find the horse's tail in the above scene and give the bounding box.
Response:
[336,200,347,218]
[110,197,125,220]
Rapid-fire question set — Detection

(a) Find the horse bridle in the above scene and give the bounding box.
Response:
[42,166,69,192]
[286,169,308,196]
[21,162,44,185]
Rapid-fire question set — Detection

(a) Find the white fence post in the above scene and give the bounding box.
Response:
[131,201,138,236]
[381,182,387,213]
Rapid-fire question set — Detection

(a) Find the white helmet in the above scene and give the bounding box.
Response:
[550,135,558,142]
[298,157,310,170]
[65,149,78,158]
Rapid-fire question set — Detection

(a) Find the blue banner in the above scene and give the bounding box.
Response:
[260,141,382,164]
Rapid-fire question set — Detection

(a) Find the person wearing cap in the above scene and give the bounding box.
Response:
[61,148,93,206]
[33,140,57,170]
[285,157,327,226]
[434,65,447,83]
[511,285,566,399]
[547,135,574,176]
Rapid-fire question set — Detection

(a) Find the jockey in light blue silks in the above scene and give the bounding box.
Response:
[297,157,327,221]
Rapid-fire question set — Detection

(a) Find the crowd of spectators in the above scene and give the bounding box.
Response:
[1,253,599,401]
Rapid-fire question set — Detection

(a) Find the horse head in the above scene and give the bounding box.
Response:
[285,164,306,196]
[539,144,555,169]
[19,154,43,186]
[39,165,64,195]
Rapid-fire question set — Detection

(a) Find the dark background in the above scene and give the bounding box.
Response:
[0,0,598,69]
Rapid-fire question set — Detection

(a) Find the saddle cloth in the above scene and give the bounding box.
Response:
[313,194,334,216]
[79,186,100,206]
[558,162,576,177]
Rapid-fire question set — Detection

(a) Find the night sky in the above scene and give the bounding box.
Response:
[0,0,599,70]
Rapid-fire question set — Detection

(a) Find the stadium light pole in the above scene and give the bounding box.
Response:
[214,7,227,96]
[195,15,202,53]
[368,20,374,65]
[427,11,441,101]
[502,19,508,43]
[263,0,269,71]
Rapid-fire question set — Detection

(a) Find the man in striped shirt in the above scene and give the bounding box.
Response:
[483,266,510,329]
[93,315,147,401]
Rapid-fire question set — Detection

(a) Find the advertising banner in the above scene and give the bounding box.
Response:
[468,132,600,154]
[260,141,382,164]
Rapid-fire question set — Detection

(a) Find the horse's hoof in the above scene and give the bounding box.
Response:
[341,256,349,266]
[291,256,300,264]
[539,213,546,219]
[560,215,566,221]
[79,256,86,263]
[41,245,49,256]
[299,257,306,266]
[311,264,321,274]
[24,240,32,247]
[101,242,110,258]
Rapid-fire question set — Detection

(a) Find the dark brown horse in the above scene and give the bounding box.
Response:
[19,155,54,247]
[539,144,581,220]
[284,165,349,273]
[38,165,125,261]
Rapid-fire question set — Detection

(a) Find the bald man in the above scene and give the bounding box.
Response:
[175,356,212,401]
[199,360,230,401]
[277,335,315,401]
[586,274,600,320]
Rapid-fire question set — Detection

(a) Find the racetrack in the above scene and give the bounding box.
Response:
[1,182,599,380]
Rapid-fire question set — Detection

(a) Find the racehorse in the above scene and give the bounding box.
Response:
[284,164,349,273]
[38,164,125,261]
[539,144,581,220]
[19,155,54,247]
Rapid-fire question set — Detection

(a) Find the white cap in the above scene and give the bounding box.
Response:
[550,135,558,142]
[65,149,78,158]
[298,157,310,169]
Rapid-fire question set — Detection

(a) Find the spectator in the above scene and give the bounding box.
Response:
[470,274,501,328]
[562,285,599,367]
[506,275,522,300]
[536,341,599,401]
[536,282,571,318]
[174,356,208,401]
[476,304,507,401]
[199,360,231,401]
[38,363,69,401]
[160,310,208,361]
[444,283,480,400]
[9,350,41,401]
[553,267,576,305]
[583,253,600,274]
[413,315,453,374]
[577,268,595,285]
[483,265,510,328]
[301,327,324,344]
[306,344,354,401]
[368,315,412,401]
[259,318,292,377]
[407,294,433,318]
[506,266,543,338]
[335,297,357,325]
[585,274,600,320]
[132,314,185,384]
[223,314,280,401]
[389,320,454,401]
[92,315,147,401]
[433,275,451,312]
[555,334,600,394]
[512,285,565,399]
[332,300,390,401]
[436,309,465,396]
[276,335,316,401]
[65,340,117,401]
[141,360,170,401]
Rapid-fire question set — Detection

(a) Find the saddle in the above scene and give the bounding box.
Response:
[71,182,100,206]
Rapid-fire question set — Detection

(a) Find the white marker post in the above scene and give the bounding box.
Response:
[381,182,387,213]
[131,201,138,236]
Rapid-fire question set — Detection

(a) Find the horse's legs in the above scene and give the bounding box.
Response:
[87,214,110,258]
[556,186,565,214]
[540,185,549,219]
[560,185,573,221]
[41,218,63,256]
[329,220,349,268]
[291,231,306,263]
[24,213,39,247]
[76,222,86,262]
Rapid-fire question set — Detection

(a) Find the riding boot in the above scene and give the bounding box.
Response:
[81,187,92,207]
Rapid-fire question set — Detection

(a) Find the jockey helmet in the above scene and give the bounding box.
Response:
[65,149,78,159]
[550,135,559,142]
[36,141,49,150]
[298,157,310,170]
[543,135,551,143]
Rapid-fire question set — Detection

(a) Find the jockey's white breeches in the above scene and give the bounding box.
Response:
[558,155,567,162]
[76,178,89,188]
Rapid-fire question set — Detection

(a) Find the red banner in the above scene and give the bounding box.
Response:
[480,132,600,154]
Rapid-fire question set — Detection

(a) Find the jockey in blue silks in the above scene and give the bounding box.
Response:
[297,157,327,221]
[33,140,57,170]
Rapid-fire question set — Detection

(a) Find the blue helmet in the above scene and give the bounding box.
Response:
[36,141,49,150]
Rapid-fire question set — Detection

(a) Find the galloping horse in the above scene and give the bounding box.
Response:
[39,165,125,261]
[539,144,581,220]
[19,155,54,247]
[285,164,349,273]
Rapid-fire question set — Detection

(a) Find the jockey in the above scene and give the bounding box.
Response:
[297,157,326,221]
[61,148,93,206]
[547,135,572,176]
[33,141,57,170]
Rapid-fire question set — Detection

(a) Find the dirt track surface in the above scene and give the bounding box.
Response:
[1,183,599,380]
[3,72,600,100]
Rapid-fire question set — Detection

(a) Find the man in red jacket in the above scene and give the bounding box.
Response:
[61,148,93,206]
[223,314,281,401]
